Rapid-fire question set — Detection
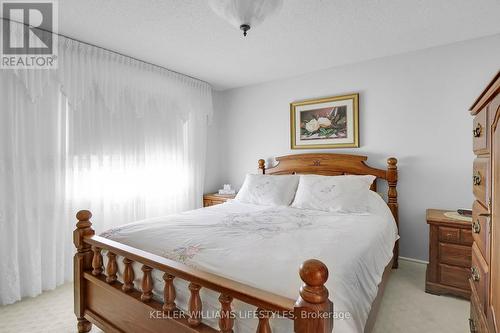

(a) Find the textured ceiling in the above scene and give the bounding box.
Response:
[52,1,500,89]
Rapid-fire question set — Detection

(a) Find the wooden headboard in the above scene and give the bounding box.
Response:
[257,153,399,268]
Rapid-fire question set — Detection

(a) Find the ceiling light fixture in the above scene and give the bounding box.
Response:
[208,0,283,37]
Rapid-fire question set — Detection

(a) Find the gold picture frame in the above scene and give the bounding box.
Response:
[290,93,359,149]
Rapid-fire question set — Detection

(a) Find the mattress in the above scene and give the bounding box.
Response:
[101,193,398,333]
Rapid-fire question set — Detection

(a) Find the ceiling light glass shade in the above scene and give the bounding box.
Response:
[208,0,283,29]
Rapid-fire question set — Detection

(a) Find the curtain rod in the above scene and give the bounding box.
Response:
[1,17,210,86]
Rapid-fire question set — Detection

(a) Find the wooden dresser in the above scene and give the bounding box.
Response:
[203,193,236,207]
[426,209,472,299]
[469,72,500,333]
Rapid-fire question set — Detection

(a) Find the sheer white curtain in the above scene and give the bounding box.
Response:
[0,27,213,305]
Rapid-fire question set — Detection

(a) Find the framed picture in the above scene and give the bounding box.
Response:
[290,93,359,149]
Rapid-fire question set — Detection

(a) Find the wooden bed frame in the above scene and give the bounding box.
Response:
[73,153,399,333]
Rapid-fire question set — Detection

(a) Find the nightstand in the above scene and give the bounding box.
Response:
[203,193,236,207]
[425,209,473,299]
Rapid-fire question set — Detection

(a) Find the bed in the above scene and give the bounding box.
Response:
[73,153,399,333]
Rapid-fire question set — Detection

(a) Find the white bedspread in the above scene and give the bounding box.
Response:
[101,196,398,333]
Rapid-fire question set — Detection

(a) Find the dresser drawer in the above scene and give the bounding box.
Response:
[439,227,460,244]
[439,264,470,290]
[204,199,226,207]
[472,200,490,262]
[439,226,473,246]
[439,242,471,267]
[473,158,489,206]
[473,108,489,155]
[470,281,489,333]
[203,194,236,207]
[471,242,489,315]
[461,229,473,246]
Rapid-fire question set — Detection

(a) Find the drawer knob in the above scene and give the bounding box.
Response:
[471,267,480,282]
[473,123,482,138]
[473,220,481,234]
[473,172,482,186]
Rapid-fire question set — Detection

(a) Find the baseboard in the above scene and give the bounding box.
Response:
[399,256,429,265]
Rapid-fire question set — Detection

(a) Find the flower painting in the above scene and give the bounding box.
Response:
[300,106,347,140]
[290,94,359,149]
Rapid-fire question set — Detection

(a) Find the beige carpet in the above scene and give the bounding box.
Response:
[0,259,469,333]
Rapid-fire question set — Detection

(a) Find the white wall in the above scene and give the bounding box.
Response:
[205,34,500,261]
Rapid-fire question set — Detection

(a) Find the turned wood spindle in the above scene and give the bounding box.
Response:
[188,283,202,327]
[141,265,153,302]
[294,259,333,333]
[91,246,103,276]
[386,157,398,206]
[74,210,95,333]
[162,273,176,312]
[386,157,399,269]
[258,159,266,174]
[218,294,234,333]
[122,258,134,292]
[256,308,272,333]
[105,252,118,283]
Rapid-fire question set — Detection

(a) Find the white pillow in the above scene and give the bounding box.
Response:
[291,174,376,213]
[235,174,299,206]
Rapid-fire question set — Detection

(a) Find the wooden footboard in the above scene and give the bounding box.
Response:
[74,210,334,333]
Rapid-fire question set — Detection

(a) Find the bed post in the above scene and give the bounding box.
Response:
[73,210,94,333]
[294,259,334,333]
[387,157,399,269]
[258,159,266,174]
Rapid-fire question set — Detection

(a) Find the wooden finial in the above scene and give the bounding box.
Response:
[76,210,92,222]
[76,210,92,229]
[298,259,329,304]
[74,210,94,252]
[387,157,398,168]
[258,159,265,174]
[294,259,333,333]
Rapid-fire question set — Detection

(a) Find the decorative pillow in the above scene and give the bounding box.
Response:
[291,174,376,213]
[234,174,299,206]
